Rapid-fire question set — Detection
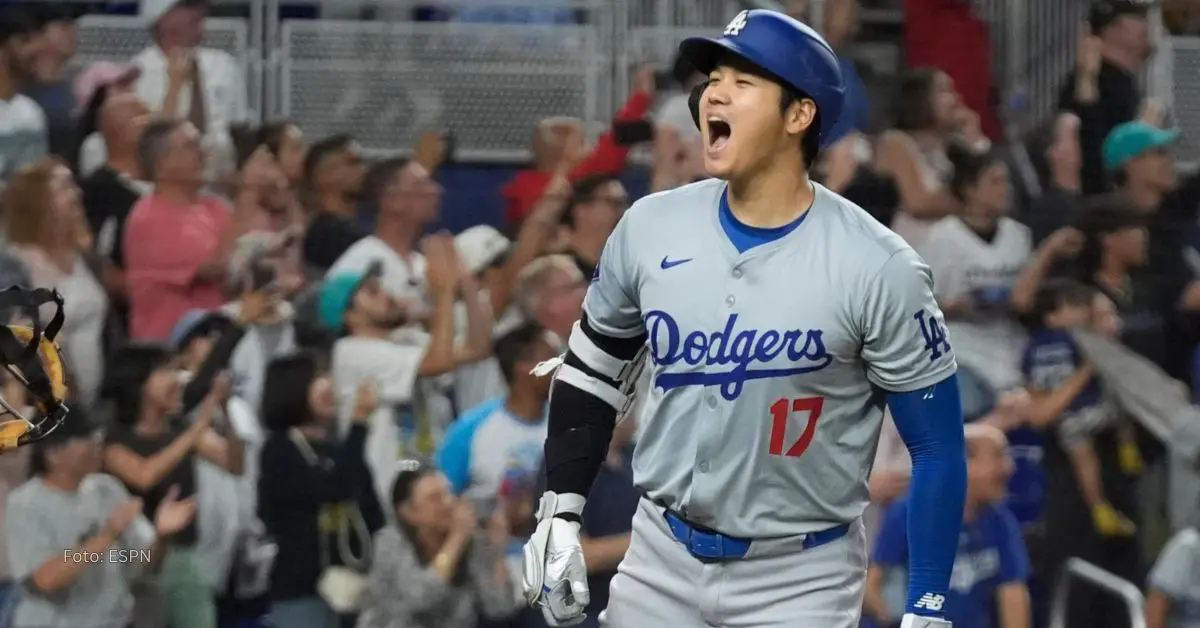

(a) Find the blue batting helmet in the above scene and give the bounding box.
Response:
[679,10,845,145]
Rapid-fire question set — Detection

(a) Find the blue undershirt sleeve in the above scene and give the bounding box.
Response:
[886,373,967,618]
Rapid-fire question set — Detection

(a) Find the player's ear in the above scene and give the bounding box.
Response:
[784,98,818,138]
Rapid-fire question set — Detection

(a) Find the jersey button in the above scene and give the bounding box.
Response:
[697,461,709,473]
[732,269,742,279]
[707,396,718,408]
[725,295,735,307]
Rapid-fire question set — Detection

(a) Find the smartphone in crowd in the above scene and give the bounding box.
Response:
[612,119,656,146]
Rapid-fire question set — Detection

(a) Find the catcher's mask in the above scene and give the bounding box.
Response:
[0,287,69,453]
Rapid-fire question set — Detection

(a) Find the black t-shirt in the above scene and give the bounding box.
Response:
[1092,274,1169,370]
[23,79,76,159]
[258,425,381,601]
[302,211,367,271]
[1058,61,1141,196]
[106,423,199,546]
[80,166,143,268]
[1019,186,1080,247]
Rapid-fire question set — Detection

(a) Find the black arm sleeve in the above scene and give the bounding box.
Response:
[544,314,646,506]
[181,321,247,413]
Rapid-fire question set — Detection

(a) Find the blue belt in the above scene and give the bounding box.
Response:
[663,510,851,562]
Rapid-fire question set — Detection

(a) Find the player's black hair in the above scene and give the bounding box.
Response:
[894,67,943,132]
[1031,278,1095,328]
[302,133,355,186]
[562,173,622,228]
[779,88,822,169]
[494,323,548,386]
[947,147,1005,202]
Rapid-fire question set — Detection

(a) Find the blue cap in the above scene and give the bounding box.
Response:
[318,273,366,332]
[679,10,845,143]
[319,260,385,332]
[1102,121,1180,170]
[168,309,222,351]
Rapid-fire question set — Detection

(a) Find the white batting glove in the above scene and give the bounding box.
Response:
[900,614,952,628]
[522,491,590,627]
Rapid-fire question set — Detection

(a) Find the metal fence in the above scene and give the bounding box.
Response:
[1157,36,1200,169]
[64,0,749,161]
[73,14,262,119]
[59,0,1196,163]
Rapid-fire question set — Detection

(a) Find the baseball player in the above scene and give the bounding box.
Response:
[522,10,967,628]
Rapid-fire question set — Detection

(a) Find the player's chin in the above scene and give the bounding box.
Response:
[702,154,735,179]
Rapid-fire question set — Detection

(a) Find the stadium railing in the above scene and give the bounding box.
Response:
[1047,558,1147,628]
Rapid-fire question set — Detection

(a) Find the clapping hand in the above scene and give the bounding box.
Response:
[104,497,144,539]
[153,486,197,537]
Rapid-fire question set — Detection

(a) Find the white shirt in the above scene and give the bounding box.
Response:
[194,396,263,591]
[133,45,249,136]
[0,94,48,186]
[332,333,430,507]
[13,246,109,406]
[327,235,427,305]
[918,216,1031,393]
[1147,528,1200,628]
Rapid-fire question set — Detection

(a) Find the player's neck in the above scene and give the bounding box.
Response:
[726,161,813,229]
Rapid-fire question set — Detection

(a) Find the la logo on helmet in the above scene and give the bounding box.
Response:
[724,10,749,37]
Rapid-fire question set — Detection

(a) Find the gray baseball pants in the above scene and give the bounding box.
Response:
[600,498,867,628]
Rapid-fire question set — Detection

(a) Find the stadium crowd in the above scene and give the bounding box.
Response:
[0,0,1198,627]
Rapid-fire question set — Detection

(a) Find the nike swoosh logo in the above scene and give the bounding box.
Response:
[660,256,693,269]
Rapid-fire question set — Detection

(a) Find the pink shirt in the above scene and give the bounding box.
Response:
[123,192,233,340]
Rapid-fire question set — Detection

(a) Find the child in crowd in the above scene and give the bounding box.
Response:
[1022,279,1142,537]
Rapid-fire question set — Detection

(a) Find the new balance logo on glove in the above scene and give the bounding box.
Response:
[914,593,945,612]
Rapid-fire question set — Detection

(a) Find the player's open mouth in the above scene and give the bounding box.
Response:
[707,116,731,152]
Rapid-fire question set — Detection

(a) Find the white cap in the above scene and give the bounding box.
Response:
[454,225,511,275]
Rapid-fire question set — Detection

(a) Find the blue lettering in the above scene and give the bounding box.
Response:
[914,310,952,361]
[643,310,833,400]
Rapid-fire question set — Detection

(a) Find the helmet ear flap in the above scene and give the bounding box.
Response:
[689,82,706,130]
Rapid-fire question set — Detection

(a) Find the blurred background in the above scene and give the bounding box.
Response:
[0,0,1198,627]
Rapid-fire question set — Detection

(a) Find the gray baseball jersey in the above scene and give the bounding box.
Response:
[585,178,957,539]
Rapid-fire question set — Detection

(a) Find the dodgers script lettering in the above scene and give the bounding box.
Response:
[644,310,833,401]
